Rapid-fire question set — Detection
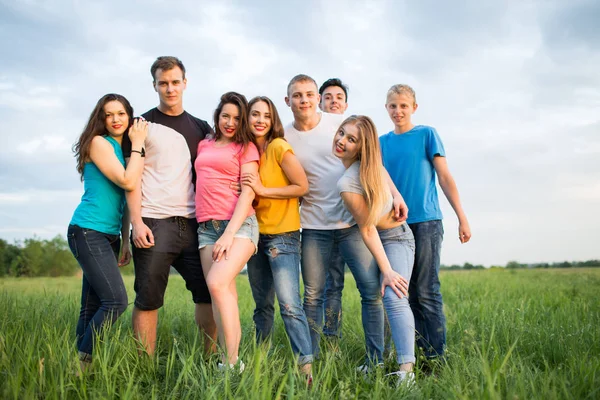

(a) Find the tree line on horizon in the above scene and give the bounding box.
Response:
[0,236,598,277]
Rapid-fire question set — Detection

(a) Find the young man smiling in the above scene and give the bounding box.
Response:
[284,74,408,369]
[318,78,349,115]
[124,56,216,357]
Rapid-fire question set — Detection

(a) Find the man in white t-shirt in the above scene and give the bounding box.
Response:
[318,77,350,340]
[284,74,407,368]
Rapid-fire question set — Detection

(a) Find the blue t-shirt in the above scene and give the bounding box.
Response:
[70,136,126,235]
[379,125,445,224]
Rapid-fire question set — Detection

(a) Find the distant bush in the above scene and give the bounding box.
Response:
[0,236,79,277]
[441,260,600,270]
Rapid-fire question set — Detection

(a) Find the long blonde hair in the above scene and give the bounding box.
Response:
[341,115,388,226]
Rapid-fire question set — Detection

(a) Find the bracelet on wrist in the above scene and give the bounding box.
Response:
[131,149,145,157]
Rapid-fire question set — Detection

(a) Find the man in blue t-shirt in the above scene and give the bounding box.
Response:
[380,84,471,361]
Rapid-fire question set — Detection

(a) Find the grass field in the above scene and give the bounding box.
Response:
[1,268,599,399]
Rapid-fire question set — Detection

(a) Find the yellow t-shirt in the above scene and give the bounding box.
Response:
[254,138,301,234]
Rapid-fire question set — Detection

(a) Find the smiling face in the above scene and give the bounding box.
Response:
[153,66,187,113]
[249,100,271,139]
[285,80,320,120]
[320,85,348,114]
[218,103,240,140]
[333,122,361,163]
[385,92,418,132]
[104,100,130,138]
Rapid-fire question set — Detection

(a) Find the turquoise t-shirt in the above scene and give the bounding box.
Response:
[70,136,126,235]
[379,125,445,224]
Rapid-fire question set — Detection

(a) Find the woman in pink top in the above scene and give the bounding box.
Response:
[195,92,260,371]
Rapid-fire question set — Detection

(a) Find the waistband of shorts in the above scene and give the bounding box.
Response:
[143,216,196,223]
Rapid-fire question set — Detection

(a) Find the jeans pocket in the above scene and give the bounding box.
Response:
[67,232,79,259]
[197,222,207,234]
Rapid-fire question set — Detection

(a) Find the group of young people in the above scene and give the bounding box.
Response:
[67,56,471,385]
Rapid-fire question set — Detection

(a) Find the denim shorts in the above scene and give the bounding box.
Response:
[197,214,259,252]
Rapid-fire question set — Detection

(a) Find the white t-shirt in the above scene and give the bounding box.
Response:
[141,122,196,219]
[285,112,354,229]
[337,161,393,220]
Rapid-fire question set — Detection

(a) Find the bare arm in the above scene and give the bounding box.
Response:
[89,119,148,191]
[341,191,408,298]
[382,168,408,222]
[213,161,259,262]
[125,161,154,249]
[433,156,471,243]
[241,150,308,199]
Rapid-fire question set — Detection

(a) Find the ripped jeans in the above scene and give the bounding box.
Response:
[246,230,313,365]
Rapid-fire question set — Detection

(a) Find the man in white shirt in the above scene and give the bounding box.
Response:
[318,77,350,340]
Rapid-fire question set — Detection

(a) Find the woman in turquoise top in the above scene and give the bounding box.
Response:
[68,93,147,373]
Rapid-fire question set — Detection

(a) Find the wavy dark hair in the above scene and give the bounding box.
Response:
[248,96,285,145]
[212,91,256,149]
[72,94,134,180]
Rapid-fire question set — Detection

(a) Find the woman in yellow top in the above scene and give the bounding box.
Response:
[241,96,313,381]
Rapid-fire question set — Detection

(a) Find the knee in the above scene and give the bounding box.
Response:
[383,289,409,309]
[279,301,303,318]
[103,294,128,317]
[303,285,324,303]
[358,284,381,303]
[206,274,228,299]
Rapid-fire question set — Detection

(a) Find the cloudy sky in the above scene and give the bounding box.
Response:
[0,0,598,266]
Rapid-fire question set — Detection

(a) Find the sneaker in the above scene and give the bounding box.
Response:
[306,374,313,388]
[356,362,384,374]
[385,370,415,387]
[217,359,245,373]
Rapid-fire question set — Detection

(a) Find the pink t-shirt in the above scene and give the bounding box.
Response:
[195,139,260,222]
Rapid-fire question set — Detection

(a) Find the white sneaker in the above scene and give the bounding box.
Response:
[385,370,415,387]
[217,359,245,373]
[356,362,384,374]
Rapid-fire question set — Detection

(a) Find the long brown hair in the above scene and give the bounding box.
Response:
[72,94,134,180]
[340,115,388,226]
[248,96,285,146]
[212,92,256,149]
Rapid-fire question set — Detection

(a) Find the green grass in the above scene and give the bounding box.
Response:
[1,268,599,399]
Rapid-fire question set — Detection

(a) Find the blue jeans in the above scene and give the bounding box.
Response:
[247,231,313,365]
[408,220,445,358]
[302,226,384,363]
[67,225,128,360]
[323,251,344,338]
[379,224,416,365]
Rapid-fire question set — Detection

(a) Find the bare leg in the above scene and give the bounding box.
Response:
[195,303,217,355]
[399,362,414,372]
[202,239,254,364]
[200,247,225,354]
[132,307,158,356]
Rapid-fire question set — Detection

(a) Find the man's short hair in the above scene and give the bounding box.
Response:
[287,74,318,96]
[387,84,417,105]
[319,78,349,101]
[150,56,186,82]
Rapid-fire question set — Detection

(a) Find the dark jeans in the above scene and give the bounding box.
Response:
[323,254,345,338]
[408,220,445,358]
[247,231,313,365]
[67,225,128,359]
